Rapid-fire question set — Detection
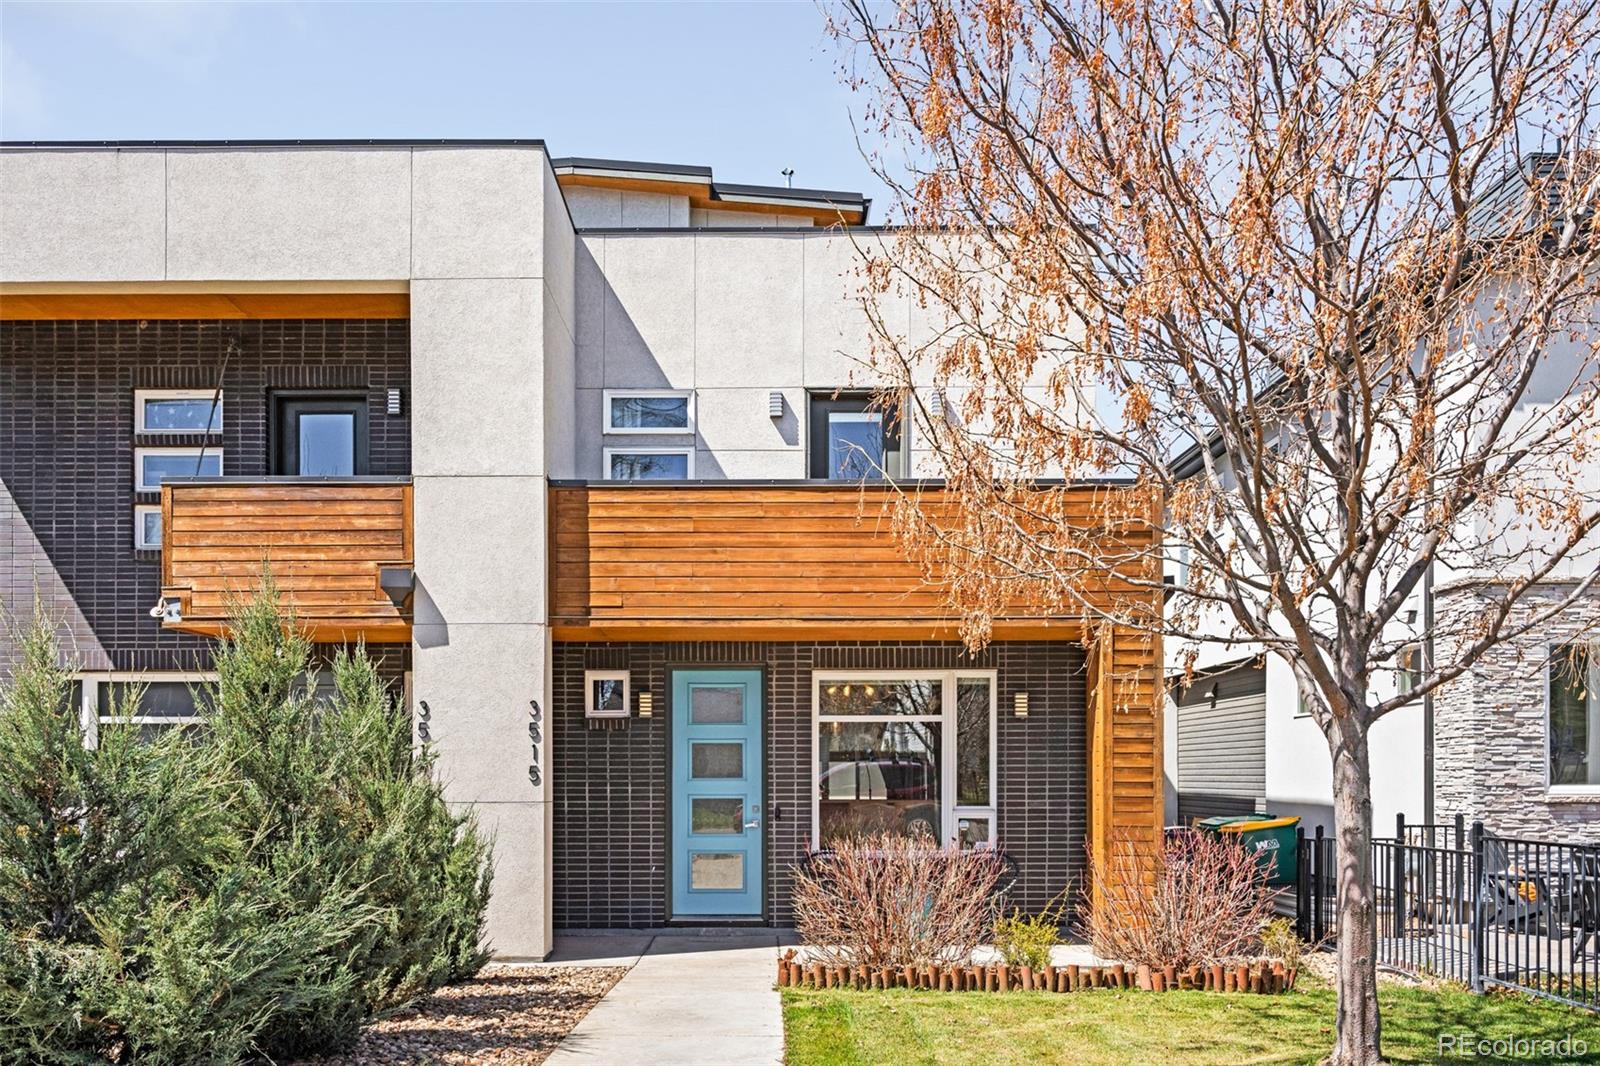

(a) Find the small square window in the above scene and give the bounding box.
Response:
[604,448,694,480]
[134,448,223,492]
[604,390,694,434]
[808,391,906,480]
[585,670,630,719]
[134,390,222,434]
[133,505,162,551]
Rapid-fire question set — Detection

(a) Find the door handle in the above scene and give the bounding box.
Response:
[744,819,761,830]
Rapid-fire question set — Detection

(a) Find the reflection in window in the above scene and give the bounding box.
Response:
[956,677,992,806]
[818,679,941,717]
[609,394,691,431]
[817,720,941,844]
[1550,644,1599,787]
[607,450,692,480]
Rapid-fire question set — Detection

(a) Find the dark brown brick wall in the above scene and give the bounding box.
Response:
[0,319,411,672]
[552,640,1087,929]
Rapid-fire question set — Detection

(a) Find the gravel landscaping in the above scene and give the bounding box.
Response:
[294,965,627,1066]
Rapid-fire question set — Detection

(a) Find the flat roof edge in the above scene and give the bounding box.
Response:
[0,138,548,149]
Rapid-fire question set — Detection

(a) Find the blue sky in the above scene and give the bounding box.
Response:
[0,1,892,206]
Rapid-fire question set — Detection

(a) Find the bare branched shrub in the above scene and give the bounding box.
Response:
[792,829,1003,969]
[1081,832,1274,971]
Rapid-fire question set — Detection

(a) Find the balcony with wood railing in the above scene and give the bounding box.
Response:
[158,478,413,643]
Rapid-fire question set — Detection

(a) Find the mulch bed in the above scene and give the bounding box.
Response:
[293,965,627,1066]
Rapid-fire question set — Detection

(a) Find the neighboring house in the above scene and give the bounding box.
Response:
[0,140,1163,960]
[1162,154,1599,843]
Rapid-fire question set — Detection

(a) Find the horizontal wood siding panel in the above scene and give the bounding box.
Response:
[548,484,1156,627]
[160,481,412,642]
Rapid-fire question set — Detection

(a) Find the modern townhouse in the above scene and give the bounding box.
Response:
[0,140,1163,959]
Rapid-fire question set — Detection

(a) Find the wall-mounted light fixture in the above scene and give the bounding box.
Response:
[768,391,785,418]
[1013,691,1030,718]
[929,388,946,419]
[386,388,402,416]
[637,691,654,718]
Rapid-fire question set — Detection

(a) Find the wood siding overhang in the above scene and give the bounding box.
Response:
[548,480,1165,884]
[158,478,413,643]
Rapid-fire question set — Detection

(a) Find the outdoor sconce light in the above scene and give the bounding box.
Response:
[1013,691,1030,718]
[386,388,402,416]
[637,691,654,718]
[768,391,785,418]
[929,388,946,419]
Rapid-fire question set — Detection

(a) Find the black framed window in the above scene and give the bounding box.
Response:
[273,393,370,477]
[808,391,905,480]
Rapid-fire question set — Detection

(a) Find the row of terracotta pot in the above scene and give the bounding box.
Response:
[777,952,1297,994]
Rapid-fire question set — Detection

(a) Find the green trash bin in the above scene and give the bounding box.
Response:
[1218,815,1300,886]
[1195,814,1254,834]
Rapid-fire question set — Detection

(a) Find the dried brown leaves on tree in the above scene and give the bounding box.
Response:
[830,1,1600,1061]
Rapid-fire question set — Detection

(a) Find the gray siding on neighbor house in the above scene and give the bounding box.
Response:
[1175,660,1267,825]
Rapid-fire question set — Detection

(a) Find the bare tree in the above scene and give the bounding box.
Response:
[829,1,1600,1062]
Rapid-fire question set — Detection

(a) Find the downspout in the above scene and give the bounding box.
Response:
[1423,559,1435,824]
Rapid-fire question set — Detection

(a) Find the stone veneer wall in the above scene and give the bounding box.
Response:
[1433,581,1600,840]
[551,639,1088,929]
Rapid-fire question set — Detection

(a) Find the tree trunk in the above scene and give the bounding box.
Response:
[1327,710,1383,1066]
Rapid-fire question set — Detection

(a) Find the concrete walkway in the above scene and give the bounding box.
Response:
[544,931,788,1066]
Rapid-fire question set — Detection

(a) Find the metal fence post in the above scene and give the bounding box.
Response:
[1314,823,1327,943]
[1394,813,1407,937]
[1295,826,1308,940]
[1470,820,1484,994]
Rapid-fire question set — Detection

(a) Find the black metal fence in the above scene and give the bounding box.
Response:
[1296,816,1600,1012]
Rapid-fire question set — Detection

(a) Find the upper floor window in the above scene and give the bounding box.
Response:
[808,392,906,480]
[273,393,369,476]
[604,447,694,480]
[134,389,222,434]
[1550,644,1599,790]
[134,447,222,492]
[605,390,694,434]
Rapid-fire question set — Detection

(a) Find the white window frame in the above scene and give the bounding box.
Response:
[811,669,998,851]
[1546,642,1600,796]
[77,671,216,747]
[134,389,223,434]
[602,447,695,481]
[584,670,631,719]
[603,389,695,435]
[133,504,162,551]
[134,447,223,492]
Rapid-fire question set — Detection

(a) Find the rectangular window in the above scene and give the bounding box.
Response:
[604,448,694,480]
[134,389,222,434]
[273,393,369,476]
[1550,644,1599,789]
[814,670,996,849]
[80,674,213,747]
[1397,645,1422,696]
[133,504,162,551]
[808,392,906,480]
[604,389,694,434]
[134,447,222,492]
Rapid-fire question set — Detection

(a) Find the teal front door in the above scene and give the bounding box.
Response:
[671,669,764,918]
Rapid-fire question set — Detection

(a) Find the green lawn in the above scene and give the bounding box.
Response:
[782,979,1600,1065]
